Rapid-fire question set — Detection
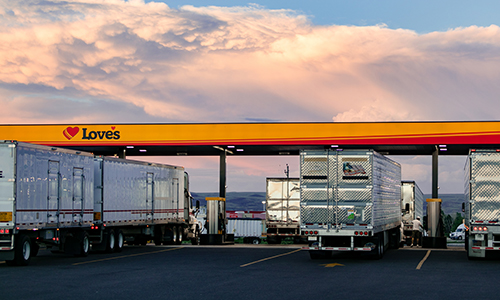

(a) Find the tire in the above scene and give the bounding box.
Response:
[11,235,32,266]
[171,226,178,244]
[176,226,183,245]
[458,236,463,240]
[371,234,384,260]
[77,232,90,257]
[114,230,124,252]
[252,238,260,244]
[378,234,385,258]
[105,230,115,253]
[191,228,200,245]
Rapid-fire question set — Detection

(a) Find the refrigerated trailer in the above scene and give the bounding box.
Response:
[265,177,304,244]
[0,141,200,266]
[401,181,424,245]
[0,141,95,265]
[300,149,402,259]
[92,156,200,251]
[464,149,500,259]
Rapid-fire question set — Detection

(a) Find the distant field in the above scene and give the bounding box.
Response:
[192,192,465,215]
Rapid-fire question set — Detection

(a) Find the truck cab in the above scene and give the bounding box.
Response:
[449,224,466,240]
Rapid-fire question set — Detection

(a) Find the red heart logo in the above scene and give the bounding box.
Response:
[63,127,79,140]
[111,126,116,130]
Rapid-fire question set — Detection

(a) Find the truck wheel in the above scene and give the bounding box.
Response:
[191,228,200,245]
[13,235,32,266]
[370,234,384,259]
[172,226,178,244]
[176,226,183,245]
[77,232,90,257]
[252,238,260,244]
[106,230,115,253]
[377,234,384,259]
[114,230,124,252]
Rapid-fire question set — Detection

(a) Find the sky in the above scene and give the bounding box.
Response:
[1,0,500,194]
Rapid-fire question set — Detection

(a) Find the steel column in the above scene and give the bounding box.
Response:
[432,146,439,198]
[219,150,226,198]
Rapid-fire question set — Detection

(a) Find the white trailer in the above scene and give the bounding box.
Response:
[265,177,303,244]
[300,149,402,259]
[464,149,500,259]
[0,141,95,265]
[91,156,200,252]
[401,181,424,245]
[0,142,201,266]
[227,218,265,244]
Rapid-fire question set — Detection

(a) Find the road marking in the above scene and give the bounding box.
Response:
[240,249,302,267]
[321,263,344,268]
[72,247,183,266]
[416,250,431,270]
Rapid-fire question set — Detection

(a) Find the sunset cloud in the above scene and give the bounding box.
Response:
[1,1,498,193]
[1,0,500,124]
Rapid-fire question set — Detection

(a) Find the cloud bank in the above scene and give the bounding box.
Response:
[2,0,500,124]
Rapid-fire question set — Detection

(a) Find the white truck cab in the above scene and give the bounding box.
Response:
[449,224,466,240]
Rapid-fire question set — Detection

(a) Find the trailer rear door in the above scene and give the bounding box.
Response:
[0,144,15,228]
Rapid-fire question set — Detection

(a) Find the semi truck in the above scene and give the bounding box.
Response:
[464,149,500,259]
[401,181,424,246]
[265,177,303,244]
[0,141,200,266]
[300,149,402,259]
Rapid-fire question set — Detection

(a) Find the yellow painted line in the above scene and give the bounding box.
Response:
[416,250,431,270]
[240,249,302,268]
[321,263,344,268]
[72,247,183,266]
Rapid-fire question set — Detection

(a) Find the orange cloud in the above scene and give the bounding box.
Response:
[2,1,500,124]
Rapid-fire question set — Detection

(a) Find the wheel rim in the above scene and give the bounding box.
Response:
[83,236,90,253]
[117,232,124,248]
[22,240,31,261]
[109,232,115,249]
[173,227,178,243]
[178,227,183,243]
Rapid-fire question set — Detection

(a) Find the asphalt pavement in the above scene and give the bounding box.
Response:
[1,242,498,300]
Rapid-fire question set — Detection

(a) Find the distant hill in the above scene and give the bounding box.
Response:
[424,194,464,216]
[192,192,266,211]
[192,192,465,215]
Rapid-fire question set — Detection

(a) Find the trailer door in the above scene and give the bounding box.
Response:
[172,178,179,219]
[48,160,60,224]
[72,168,84,224]
[146,172,153,220]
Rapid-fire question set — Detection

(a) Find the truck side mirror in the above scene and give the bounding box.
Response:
[462,202,465,212]
[196,200,200,210]
[405,203,410,212]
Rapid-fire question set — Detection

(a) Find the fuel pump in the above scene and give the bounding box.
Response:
[200,197,234,245]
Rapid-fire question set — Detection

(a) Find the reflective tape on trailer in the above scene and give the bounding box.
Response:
[472,246,500,250]
[267,234,299,236]
[302,246,372,251]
